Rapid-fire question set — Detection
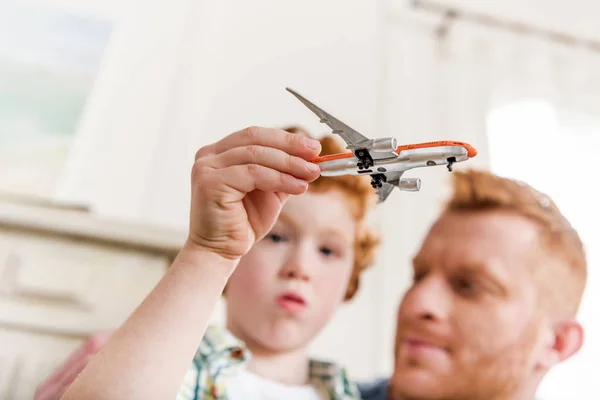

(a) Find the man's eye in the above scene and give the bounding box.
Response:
[453,277,477,295]
[413,271,427,283]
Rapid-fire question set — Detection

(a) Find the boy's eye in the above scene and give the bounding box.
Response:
[268,233,285,243]
[320,246,334,256]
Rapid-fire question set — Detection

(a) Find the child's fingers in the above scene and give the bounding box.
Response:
[208,126,321,161]
[217,164,310,196]
[207,145,320,182]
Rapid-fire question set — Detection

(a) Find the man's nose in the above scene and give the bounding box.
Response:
[401,275,450,322]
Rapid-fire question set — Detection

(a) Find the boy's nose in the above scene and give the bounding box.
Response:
[279,259,311,281]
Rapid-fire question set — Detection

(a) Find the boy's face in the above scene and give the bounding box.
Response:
[225,188,356,352]
[391,210,556,400]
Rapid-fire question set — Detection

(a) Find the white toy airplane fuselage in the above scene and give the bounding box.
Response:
[286,87,478,202]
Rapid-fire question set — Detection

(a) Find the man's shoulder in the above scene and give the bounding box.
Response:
[357,377,389,400]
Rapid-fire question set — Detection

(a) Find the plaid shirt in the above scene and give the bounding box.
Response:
[176,325,361,400]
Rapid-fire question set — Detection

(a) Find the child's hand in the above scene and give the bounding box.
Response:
[188,126,321,260]
[57,130,321,400]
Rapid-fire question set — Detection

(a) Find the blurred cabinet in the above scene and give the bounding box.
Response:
[0,199,185,399]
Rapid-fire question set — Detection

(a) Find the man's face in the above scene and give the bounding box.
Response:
[391,210,550,400]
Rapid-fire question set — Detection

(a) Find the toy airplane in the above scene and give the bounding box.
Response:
[286,87,478,203]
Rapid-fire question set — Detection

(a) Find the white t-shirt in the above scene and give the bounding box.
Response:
[226,369,324,400]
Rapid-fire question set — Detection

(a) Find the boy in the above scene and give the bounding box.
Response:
[58,126,380,399]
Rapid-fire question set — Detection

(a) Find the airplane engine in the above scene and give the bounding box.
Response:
[370,137,397,152]
[398,178,421,191]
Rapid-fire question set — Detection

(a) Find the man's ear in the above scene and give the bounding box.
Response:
[537,320,584,369]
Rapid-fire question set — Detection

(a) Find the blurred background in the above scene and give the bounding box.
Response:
[0,0,598,398]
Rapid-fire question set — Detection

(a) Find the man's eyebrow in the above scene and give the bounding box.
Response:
[461,263,509,297]
[411,254,428,268]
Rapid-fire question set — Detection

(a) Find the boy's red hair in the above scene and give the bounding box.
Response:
[283,126,381,301]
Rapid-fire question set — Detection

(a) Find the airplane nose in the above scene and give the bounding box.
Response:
[467,145,478,158]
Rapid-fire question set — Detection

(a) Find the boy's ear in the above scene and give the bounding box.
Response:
[537,319,584,370]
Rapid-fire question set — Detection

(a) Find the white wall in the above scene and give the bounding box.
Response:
[36,0,125,19]
[57,0,383,227]
[429,0,600,40]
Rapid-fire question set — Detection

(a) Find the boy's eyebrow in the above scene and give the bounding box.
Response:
[321,227,353,243]
[277,212,353,243]
[277,212,299,229]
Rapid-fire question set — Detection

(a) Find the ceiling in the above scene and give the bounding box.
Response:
[409,0,600,43]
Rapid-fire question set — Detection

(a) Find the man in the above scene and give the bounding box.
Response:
[360,168,587,400]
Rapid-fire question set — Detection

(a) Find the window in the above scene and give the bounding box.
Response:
[487,100,599,399]
[0,1,113,200]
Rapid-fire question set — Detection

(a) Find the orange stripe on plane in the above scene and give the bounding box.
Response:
[311,140,478,163]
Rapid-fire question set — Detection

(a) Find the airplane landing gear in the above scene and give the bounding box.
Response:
[447,157,456,172]
[370,173,386,188]
[355,149,374,169]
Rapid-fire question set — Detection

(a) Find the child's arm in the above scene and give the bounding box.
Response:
[60,126,322,400]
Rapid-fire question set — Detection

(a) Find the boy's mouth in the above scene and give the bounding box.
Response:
[276,291,307,313]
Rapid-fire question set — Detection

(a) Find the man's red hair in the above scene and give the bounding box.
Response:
[445,169,587,315]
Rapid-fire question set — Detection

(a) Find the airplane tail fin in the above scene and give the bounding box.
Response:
[377,183,395,203]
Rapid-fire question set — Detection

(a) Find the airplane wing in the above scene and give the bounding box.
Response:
[286,88,370,148]
[377,171,403,203]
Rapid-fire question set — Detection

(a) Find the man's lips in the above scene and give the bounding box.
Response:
[276,291,307,313]
[403,335,450,354]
